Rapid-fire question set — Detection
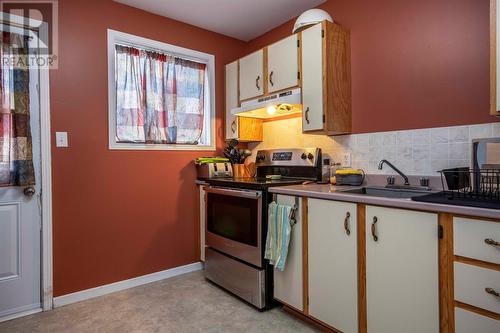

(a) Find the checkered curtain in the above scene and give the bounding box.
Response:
[0,31,35,186]
[115,45,206,144]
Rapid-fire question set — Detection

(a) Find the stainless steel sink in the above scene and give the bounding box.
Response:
[339,186,433,199]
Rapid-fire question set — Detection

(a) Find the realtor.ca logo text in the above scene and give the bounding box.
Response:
[0,0,59,69]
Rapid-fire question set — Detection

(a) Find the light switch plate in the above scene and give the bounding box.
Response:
[55,132,68,147]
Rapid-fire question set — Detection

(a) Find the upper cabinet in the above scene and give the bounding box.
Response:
[267,34,300,94]
[225,61,263,142]
[239,50,264,101]
[225,61,239,141]
[491,0,500,116]
[224,20,352,140]
[302,21,352,135]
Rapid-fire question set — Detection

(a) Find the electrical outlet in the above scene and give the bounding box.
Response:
[342,152,352,167]
[55,132,68,147]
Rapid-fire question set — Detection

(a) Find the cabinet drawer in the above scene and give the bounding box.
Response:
[454,217,500,264]
[454,262,500,314]
[455,307,500,333]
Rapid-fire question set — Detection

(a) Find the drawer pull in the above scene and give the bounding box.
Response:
[371,216,378,242]
[344,212,351,236]
[256,76,261,90]
[305,107,310,124]
[484,238,499,246]
[269,71,274,86]
[231,120,236,133]
[485,287,500,297]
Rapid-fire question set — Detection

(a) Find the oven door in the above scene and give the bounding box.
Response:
[204,186,263,268]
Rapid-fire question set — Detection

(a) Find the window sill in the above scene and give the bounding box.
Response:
[109,142,216,151]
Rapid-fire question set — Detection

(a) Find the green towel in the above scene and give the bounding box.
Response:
[265,202,293,271]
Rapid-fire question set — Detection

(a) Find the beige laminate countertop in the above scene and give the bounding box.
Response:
[269,184,500,220]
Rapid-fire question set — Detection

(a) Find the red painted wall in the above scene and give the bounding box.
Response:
[245,0,499,133]
[51,0,246,296]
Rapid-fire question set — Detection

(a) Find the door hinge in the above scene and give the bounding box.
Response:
[322,114,326,123]
[297,71,300,80]
[321,29,325,38]
[438,225,444,239]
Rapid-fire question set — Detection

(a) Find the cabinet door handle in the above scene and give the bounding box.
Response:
[231,120,236,133]
[256,76,260,90]
[485,287,500,297]
[305,107,310,124]
[484,238,499,246]
[269,71,274,86]
[344,212,351,236]
[371,216,378,242]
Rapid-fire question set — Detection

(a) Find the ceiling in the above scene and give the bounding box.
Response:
[114,0,326,41]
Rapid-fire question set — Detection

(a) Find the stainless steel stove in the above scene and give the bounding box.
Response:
[202,148,322,310]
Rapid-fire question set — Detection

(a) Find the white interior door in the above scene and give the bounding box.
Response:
[0,24,42,320]
[267,35,298,93]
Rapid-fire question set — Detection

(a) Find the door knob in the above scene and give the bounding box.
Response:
[24,186,36,197]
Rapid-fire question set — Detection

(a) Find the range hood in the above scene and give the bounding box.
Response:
[231,88,302,119]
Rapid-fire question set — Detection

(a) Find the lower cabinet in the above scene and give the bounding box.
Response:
[365,206,439,333]
[455,307,500,333]
[308,199,358,333]
[273,195,303,311]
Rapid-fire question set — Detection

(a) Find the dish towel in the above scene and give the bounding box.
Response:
[265,202,293,271]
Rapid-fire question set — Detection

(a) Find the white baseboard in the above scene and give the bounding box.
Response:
[53,262,202,308]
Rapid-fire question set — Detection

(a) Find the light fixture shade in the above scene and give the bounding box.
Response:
[292,9,333,34]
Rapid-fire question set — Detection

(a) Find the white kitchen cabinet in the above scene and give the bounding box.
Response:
[273,195,303,312]
[308,199,358,333]
[301,21,351,135]
[225,61,238,140]
[267,35,299,94]
[365,206,439,333]
[455,307,500,333]
[239,50,264,101]
[453,217,500,264]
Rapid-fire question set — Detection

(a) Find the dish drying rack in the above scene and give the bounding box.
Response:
[440,168,500,202]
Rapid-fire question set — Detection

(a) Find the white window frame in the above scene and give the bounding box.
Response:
[107,29,216,151]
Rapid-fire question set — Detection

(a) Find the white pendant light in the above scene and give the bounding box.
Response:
[293,9,333,34]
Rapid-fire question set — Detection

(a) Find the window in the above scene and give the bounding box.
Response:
[107,30,215,150]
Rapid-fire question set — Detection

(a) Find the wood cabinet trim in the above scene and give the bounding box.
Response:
[283,305,341,333]
[302,197,309,315]
[357,204,367,333]
[455,300,500,321]
[454,255,500,272]
[439,213,455,333]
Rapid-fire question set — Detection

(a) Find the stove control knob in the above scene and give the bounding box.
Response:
[256,154,265,162]
[307,153,314,160]
[301,153,307,160]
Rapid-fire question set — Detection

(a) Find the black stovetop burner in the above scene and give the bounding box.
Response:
[205,177,311,190]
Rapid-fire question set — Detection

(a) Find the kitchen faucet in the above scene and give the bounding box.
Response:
[378,160,410,186]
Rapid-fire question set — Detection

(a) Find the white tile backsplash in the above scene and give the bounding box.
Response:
[248,119,500,176]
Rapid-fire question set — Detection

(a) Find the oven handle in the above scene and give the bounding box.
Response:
[203,186,262,199]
